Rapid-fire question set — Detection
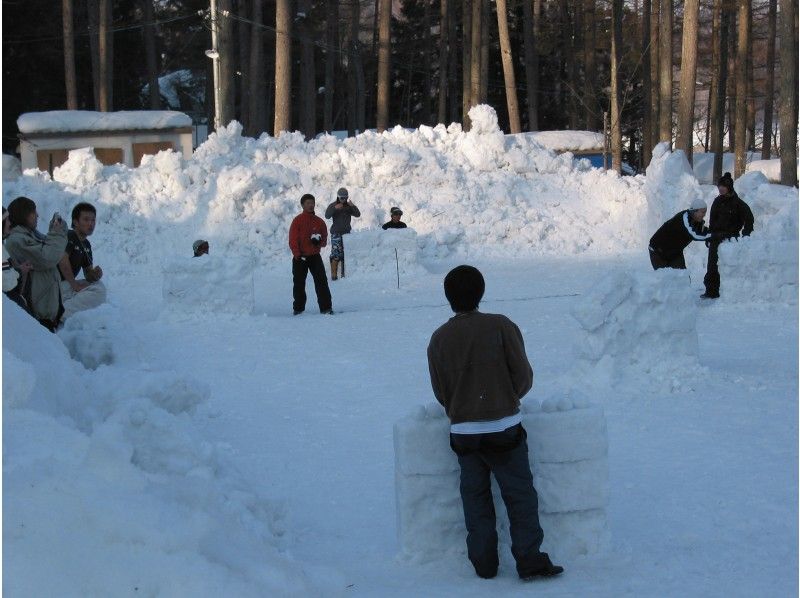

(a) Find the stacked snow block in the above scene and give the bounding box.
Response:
[719,239,798,304]
[161,255,254,314]
[338,229,426,283]
[393,397,609,563]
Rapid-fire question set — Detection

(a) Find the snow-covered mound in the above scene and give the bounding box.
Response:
[571,268,704,393]
[2,297,333,596]
[3,105,649,270]
[3,154,21,181]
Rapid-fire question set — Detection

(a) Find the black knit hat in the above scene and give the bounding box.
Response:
[444,265,485,313]
[717,172,734,190]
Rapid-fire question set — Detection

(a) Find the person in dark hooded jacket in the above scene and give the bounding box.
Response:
[649,198,711,269]
[702,172,754,298]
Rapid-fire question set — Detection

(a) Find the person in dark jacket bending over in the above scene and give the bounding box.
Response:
[648,198,711,270]
[427,265,563,582]
[289,194,333,315]
[702,172,754,299]
[324,187,360,280]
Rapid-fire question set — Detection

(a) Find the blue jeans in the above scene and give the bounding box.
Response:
[450,424,546,578]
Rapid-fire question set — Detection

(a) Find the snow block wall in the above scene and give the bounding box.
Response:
[162,255,255,314]
[572,268,703,392]
[336,229,427,283]
[393,397,609,563]
[716,173,799,305]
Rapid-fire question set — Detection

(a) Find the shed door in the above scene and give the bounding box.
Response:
[133,141,174,167]
[93,148,124,166]
[36,149,70,174]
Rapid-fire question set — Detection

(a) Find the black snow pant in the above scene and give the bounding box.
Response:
[703,238,723,297]
[292,254,332,313]
[450,424,548,579]
[649,248,686,270]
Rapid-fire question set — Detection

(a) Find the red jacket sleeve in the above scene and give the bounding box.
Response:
[289,217,300,257]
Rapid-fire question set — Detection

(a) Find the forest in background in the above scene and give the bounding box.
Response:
[2,0,798,183]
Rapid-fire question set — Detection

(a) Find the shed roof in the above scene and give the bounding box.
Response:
[507,130,605,153]
[17,110,192,135]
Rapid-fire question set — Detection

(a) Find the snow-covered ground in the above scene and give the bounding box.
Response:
[3,106,797,596]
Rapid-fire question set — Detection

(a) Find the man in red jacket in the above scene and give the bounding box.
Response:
[288,194,333,315]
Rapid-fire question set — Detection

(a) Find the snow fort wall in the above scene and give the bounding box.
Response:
[335,229,426,282]
[571,268,703,392]
[162,255,255,314]
[393,398,609,563]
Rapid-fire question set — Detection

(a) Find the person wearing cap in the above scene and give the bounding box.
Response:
[427,265,563,582]
[193,239,209,257]
[648,198,711,270]
[382,207,408,230]
[289,193,333,315]
[702,172,754,298]
[324,187,360,280]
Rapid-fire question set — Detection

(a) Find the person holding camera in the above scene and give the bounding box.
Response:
[4,196,68,331]
[3,206,33,313]
[57,202,107,321]
[289,194,333,315]
[324,187,360,280]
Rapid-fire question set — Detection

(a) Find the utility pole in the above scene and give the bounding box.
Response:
[206,0,222,132]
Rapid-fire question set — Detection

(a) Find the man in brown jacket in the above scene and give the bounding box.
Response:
[427,265,563,581]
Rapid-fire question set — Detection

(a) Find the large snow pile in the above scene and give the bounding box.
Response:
[571,268,704,392]
[3,154,21,181]
[2,298,333,596]
[507,130,605,153]
[4,105,650,270]
[394,396,609,564]
[644,143,706,231]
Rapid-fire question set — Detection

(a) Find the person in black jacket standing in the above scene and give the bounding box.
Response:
[324,187,360,280]
[649,198,711,270]
[702,172,754,298]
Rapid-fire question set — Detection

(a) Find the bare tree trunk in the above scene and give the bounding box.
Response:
[438,0,449,124]
[218,0,235,126]
[560,0,577,128]
[274,0,292,134]
[88,0,100,109]
[710,0,729,181]
[584,0,597,129]
[642,0,652,164]
[238,0,250,130]
[324,0,338,132]
[746,2,756,150]
[249,0,266,136]
[462,0,472,128]
[423,0,433,123]
[299,0,316,139]
[658,0,672,144]
[611,0,623,171]
[573,0,584,129]
[496,0,521,132]
[734,0,749,176]
[470,0,482,108]
[727,8,737,151]
[762,0,777,158]
[447,0,459,120]
[480,0,489,103]
[98,0,112,111]
[779,0,798,186]
[676,0,699,163]
[142,0,160,109]
[523,0,538,130]
[376,0,391,131]
[650,0,660,143]
[63,0,78,109]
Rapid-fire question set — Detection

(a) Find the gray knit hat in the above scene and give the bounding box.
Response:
[689,197,707,211]
[337,187,349,200]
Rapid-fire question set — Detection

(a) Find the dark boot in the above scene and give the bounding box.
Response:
[518,552,564,580]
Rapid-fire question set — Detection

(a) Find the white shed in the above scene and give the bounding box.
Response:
[17,110,193,174]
